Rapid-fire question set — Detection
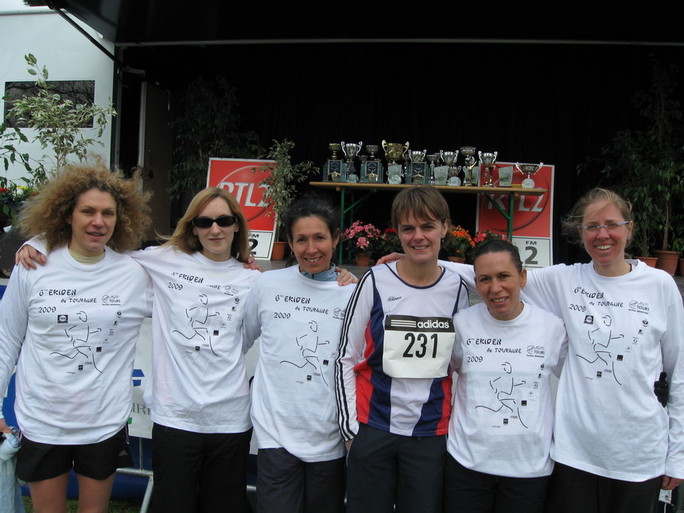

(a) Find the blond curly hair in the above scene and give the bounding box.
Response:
[17,162,152,252]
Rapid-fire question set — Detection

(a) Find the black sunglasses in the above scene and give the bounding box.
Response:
[192,215,238,229]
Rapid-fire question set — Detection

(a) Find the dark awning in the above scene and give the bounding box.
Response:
[38,0,684,47]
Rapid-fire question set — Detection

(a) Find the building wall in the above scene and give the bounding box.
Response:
[0,2,115,182]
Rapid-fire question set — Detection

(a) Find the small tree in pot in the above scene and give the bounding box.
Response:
[253,139,319,255]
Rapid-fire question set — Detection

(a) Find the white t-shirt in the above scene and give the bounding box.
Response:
[524,260,684,481]
[0,246,151,444]
[132,245,260,434]
[448,301,567,478]
[244,266,355,462]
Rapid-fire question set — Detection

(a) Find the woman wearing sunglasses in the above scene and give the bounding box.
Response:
[16,187,259,513]
[134,187,258,513]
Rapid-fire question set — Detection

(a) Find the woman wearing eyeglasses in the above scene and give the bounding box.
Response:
[525,188,684,513]
[14,187,258,512]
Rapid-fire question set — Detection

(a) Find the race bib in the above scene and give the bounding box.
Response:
[382,315,455,378]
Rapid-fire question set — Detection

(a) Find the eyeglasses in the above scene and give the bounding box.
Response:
[192,215,238,229]
[579,220,630,233]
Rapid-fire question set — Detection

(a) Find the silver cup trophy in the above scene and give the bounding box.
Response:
[341,141,363,183]
[440,150,461,186]
[478,151,498,187]
[515,162,544,188]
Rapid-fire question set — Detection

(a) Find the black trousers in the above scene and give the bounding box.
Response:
[444,454,549,513]
[151,423,252,513]
[346,423,446,513]
[543,462,662,513]
[256,447,345,513]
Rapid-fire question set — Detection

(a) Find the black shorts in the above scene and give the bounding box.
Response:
[16,426,133,482]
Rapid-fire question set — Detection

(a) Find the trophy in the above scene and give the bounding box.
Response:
[478,150,498,187]
[382,140,409,184]
[426,154,439,185]
[439,150,460,186]
[341,141,363,183]
[460,146,478,186]
[361,144,384,183]
[323,143,343,181]
[515,162,544,188]
[407,149,428,184]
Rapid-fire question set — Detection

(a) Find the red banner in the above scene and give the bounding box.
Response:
[476,163,555,267]
[207,158,276,258]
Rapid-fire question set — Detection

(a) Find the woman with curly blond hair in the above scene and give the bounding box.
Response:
[0,162,152,513]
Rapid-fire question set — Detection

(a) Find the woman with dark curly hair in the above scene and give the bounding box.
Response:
[0,162,152,513]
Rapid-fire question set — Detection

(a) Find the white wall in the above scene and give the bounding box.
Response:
[0,2,115,182]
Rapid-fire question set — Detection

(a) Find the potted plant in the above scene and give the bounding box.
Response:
[0,181,34,228]
[671,236,684,276]
[6,54,115,176]
[377,227,403,258]
[467,229,506,263]
[342,220,383,266]
[442,225,475,263]
[253,139,319,259]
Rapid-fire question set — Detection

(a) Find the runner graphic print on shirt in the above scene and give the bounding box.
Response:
[173,293,222,356]
[280,320,333,387]
[459,333,546,433]
[40,287,129,376]
[170,285,243,358]
[51,310,104,372]
[577,314,626,385]
[475,361,530,428]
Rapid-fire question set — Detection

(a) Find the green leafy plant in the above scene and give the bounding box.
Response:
[0,122,31,173]
[7,53,115,175]
[1,54,115,224]
[377,227,403,256]
[253,139,319,239]
[169,76,263,202]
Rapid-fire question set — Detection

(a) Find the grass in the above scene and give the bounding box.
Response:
[22,497,142,513]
